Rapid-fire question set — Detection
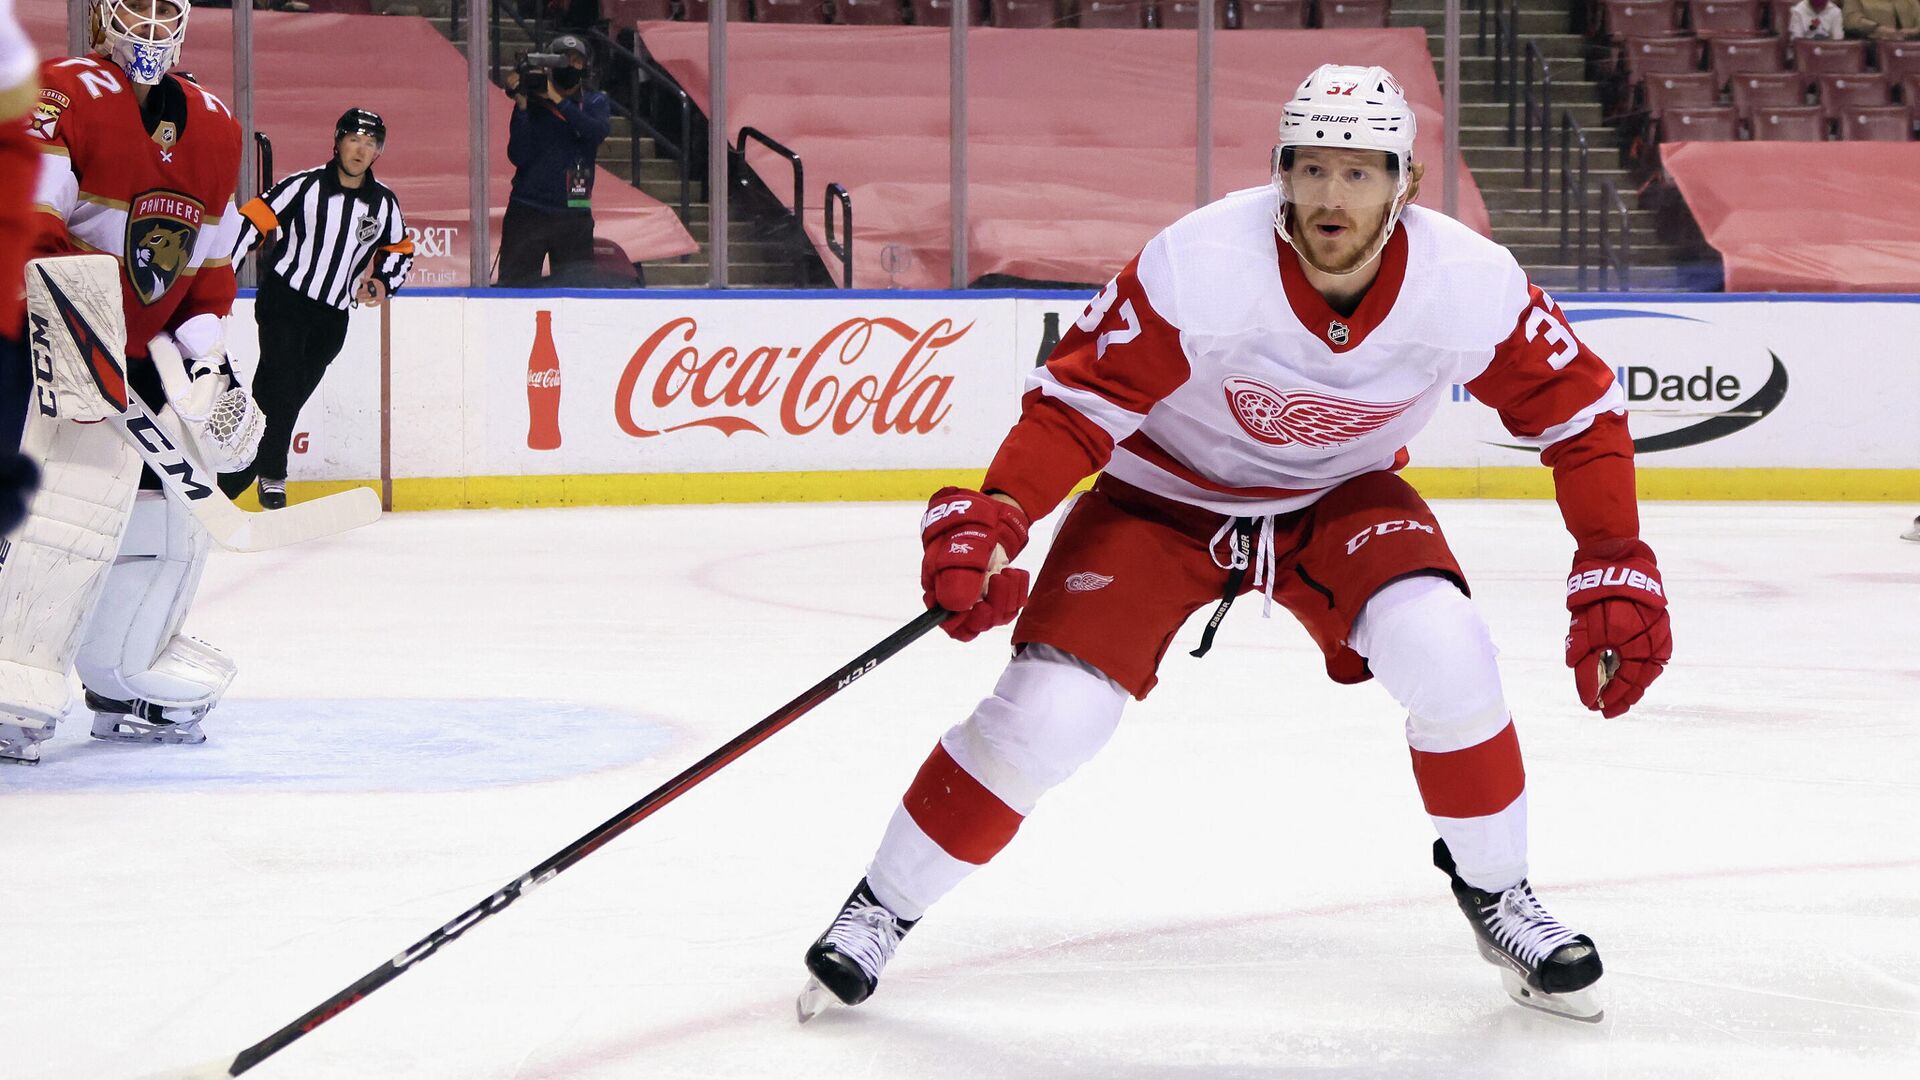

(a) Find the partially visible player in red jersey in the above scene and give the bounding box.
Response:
[798,65,1672,1025]
[1,0,263,765]
[1,0,41,538]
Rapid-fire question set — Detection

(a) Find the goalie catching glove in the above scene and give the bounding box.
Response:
[1565,539,1671,718]
[150,323,265,473]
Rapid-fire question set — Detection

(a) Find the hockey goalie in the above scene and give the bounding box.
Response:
[1,0,265,765]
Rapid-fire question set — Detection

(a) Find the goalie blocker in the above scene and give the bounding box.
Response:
[0,255,243,764]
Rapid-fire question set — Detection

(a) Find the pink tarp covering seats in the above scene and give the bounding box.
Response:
[640,24,1489,288]
[1662,141,1920,290]
[19,3,697,286]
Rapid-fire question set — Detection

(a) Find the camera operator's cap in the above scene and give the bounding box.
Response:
[335,107,387,150]
[549,34,590,64]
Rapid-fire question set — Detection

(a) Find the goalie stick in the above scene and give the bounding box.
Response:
[112,396,381,553]
[142,607,951,1079]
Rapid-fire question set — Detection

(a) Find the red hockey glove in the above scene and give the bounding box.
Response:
[1565,539,1672,718]
[921,486,1032,642]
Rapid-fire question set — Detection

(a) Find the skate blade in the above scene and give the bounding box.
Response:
[1498,968,1604,1023]
[796,977,836,1024]
[89,720,206,746]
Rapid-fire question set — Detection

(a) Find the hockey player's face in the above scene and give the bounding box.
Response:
[1282,148,1399,273]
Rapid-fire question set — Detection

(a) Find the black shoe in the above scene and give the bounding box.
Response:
[258,479,286,510]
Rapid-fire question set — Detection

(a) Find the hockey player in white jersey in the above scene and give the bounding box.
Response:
[799,65,1672,1024]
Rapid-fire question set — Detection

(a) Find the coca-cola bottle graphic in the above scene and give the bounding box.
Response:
[526,309,562,450]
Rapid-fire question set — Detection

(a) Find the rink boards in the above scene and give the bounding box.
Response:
[225,289,1920,509]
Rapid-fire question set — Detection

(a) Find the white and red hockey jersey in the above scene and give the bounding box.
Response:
[26,54,242,361]
[987,189,1640,550]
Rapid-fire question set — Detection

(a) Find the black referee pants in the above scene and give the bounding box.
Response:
[497,202,595,286]
[219,274,349,497]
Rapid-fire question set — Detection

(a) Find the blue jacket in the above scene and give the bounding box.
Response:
[507,90,611,214]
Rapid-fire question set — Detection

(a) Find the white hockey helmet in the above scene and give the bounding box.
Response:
[1270,64,1419,273]
[92,0,191,87]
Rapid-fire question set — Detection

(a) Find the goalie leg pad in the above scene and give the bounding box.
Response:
[0,416,142,728]
[74,489,234,715]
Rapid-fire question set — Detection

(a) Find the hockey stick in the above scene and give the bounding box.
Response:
[150,607,950,1079]
[111,398,381,553]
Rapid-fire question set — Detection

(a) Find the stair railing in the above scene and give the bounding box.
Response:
[825,182,853,289]
[255,132,273,190]
[574,28,695,245]
[1558,111,1592,282]
[734,127,813,287]
[1521,40,1552,216]
[1597,178,1633,291]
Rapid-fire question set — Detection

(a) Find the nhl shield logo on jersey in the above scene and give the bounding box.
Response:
[1221,376,1421,448]
[1326,320,1350,346]
[125,191,206,306]
[357,215,381,244]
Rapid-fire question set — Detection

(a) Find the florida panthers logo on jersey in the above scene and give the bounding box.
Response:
[1222,376,1420,448]
[125,190,206,306]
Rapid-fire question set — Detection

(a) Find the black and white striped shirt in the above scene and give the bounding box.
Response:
[232,164,413,310]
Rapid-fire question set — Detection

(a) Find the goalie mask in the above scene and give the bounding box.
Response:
[1270,64,1418,278]
[93,0,190,86]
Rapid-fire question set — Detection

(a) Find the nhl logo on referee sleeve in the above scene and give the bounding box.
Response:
[1327,320,1350,346]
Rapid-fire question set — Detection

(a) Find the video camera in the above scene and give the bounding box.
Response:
[514,51,568,97]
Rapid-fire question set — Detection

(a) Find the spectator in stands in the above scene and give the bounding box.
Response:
[1843,0,1920,39]
[1790,0,1846,38]
[499,34,611,286]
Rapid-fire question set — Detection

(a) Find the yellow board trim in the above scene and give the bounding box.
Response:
[249,468,1920,513]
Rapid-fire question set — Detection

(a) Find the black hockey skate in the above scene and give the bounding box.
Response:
[85,689,209,745]
[258,479,286,511]
[1434,839,1604,1022]
[797,879,917,1023]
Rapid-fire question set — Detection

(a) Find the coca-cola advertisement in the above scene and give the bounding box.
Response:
[485,299,1025,475]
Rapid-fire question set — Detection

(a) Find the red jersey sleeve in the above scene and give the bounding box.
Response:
[984,243,1192,518]
[1465,282,1638,550]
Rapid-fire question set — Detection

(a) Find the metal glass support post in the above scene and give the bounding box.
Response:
[708,4,729,288]
[950,1,968,289]
[67,0,85,56]
[233,1,256,289]
[1197,3,1213,209]
[467,0,490,287]
[1443,0,1461,219]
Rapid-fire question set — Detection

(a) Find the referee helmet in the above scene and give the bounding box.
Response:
[334,107,387,151]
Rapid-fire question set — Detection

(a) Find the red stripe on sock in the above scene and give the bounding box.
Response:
[1409,720,1526,818]
[901,743,1024,865]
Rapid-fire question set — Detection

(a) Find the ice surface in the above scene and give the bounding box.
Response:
[4,500,1916,1079]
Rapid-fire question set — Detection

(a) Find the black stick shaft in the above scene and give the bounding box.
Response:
[224,608,949,1075]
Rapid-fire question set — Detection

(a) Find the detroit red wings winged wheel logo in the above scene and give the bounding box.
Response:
[1222,376,1420,448]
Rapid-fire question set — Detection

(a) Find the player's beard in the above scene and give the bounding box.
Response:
[1287,203,1391,278]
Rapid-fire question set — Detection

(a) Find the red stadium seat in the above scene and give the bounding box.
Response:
[838,0,909,22]
[1079,0,1147,25]
[1907,72,1920,108]
[1235,0,1308,26]
[1708,35,1786,87]
[1688,0,1762,36]
[1816,73,1891,121]
[681,0,754,18]
[1729,71,1804,120]
[1604,0,1682,39]
[1880,42,1920,90]
[606,0,675,25]
[993,0,1060,24]
[1644,71,1718,119]
[1750,104,1827,139]
[1764,0,1792,30]
[1624,35,1704,83]
[756,0,829,21]
[1838,104,1914,140]
[1315,0,1388,26]
[1661,104,1741,139]
[1156,0,1229,26]
[1794,38,1869,77]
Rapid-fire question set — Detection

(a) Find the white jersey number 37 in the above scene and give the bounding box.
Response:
[1077,278,1142,360]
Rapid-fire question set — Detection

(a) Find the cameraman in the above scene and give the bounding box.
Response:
[499,34,610,286]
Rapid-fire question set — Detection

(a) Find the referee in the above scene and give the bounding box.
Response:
[220,107,413,509]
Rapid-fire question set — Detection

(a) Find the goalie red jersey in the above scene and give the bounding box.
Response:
[27,53,242,362]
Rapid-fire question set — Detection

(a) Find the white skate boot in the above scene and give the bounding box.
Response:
[1435,839,1604,1022]
[797,878,917,1022]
